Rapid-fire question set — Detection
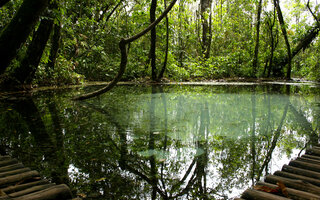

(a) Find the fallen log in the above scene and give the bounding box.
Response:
[289,160,320,173]
[256,181,320,200]
[13,184,72,200]
[265,174,320,195]
[241,188,290,200]
[274,170,320,187]
[282,164,320,180]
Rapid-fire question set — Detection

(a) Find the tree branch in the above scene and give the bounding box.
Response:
[72,0,177,100]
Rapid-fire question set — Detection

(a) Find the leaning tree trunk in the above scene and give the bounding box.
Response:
[12,18,53,84]
[150,0,157,81]
[73,0,178,100]
[275,22,319,70]
[274,0,292,79]
[0,0,49,74]
[252,0,263,77]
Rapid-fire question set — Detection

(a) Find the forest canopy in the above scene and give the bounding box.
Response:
[0,0,319,89]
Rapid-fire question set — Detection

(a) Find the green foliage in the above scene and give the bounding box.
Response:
[1,0,319,85]
[1,84,319,198]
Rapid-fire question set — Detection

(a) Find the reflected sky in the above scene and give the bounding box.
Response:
[0,84,319,199]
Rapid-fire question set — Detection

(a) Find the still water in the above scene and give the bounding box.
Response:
[0,83,319,199]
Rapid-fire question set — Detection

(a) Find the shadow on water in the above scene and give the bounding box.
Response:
[0,84,320,199]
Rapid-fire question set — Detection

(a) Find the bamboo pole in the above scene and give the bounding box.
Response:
[0,168,31,178]
[0,159,18,168]
[0,156,10,162]
[306,148,320,156]
[265,174,320,195]
[0,163,24,173]
[297,157,320,165]
[0,171,40,187]
[282,164,320,180]
[241,188,290,200]
[289,160,320,173]
[256,181,320,200]
[274,170,320,187]
[2,180,48,194]
[4,184,56,198]
[13,184,72,200]
[301,154,320,161]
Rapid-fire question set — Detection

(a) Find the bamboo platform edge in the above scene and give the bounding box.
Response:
[0,155,76,200]
[239,144,320,200]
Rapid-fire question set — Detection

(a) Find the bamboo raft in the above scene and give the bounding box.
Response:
[0,155,72,200]
[236,145,320,200]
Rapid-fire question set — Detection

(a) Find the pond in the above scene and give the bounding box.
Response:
[0,83,319,199]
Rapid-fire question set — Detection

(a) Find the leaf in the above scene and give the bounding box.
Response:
[254,185,279,193]
[277,181,289,197]
[95,177,106,182]
[77,193,87,198]
[0,190,7,197]
[254,181,289,197]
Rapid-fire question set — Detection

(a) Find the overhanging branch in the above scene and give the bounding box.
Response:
[73,0,177,100]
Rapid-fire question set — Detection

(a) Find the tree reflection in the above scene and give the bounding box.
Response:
[0,84,319,199]
[0,95,69,185]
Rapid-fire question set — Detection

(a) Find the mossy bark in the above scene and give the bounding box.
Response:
[200,0,212,59]
[47,23,61,72]
[0,0,49,74]
[150,0,157,81]
[13,18,53,84]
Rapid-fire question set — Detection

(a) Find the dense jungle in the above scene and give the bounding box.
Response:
[0,0,319,88]
[1,0,320,199]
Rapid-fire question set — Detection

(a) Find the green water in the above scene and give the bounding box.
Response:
[0,84,319,199]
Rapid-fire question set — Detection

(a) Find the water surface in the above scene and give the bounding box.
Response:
[0,84,319,199]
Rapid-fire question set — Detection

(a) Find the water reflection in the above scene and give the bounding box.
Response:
[0,84,319,199]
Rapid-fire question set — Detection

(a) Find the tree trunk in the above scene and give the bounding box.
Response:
[47,22,61,72]
[0,0,10,8]
[178,1,184,68]
[157,0,169,80]
[200,0,212,59]
[12,18,53,84]
[72,0,178,100]
[252,0,263,77]
[251,89,256,184]
[274,0,292,79]
[149,86,158,199]
[106,0,123,23]
[265,9,278,77]
[0,0,49,74]
[150,0,157,81]
[277,24,320,69]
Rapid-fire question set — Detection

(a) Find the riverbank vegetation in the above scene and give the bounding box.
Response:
[0,0,319,89]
